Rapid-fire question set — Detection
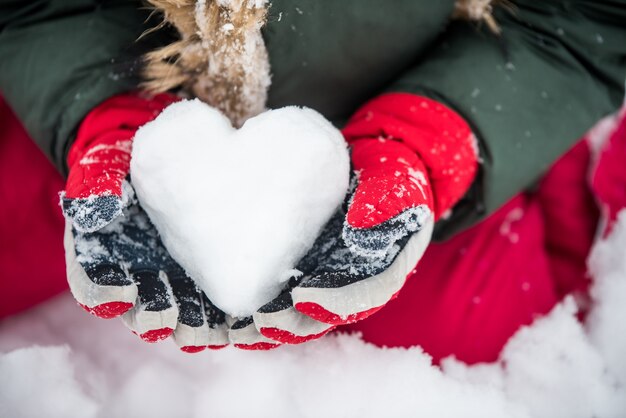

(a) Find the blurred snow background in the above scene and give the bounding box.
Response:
[1,212,625,418]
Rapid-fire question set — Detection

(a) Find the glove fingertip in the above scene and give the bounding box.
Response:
[294,301,383,325]
[233,342,280,351]
[133,327,175,343]
[206,344,229,350]
[78,301,134,319]
[229,317,281,350]
[63,195,124,232]
[180,345,207,353]
[342,205,431,258]
[258,326,333,345]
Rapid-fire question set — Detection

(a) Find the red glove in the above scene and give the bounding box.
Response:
[62,93,242,352]
[63,94,176,231]
[243,93,478,345]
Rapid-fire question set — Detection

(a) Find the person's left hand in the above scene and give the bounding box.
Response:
[228,93,478,346]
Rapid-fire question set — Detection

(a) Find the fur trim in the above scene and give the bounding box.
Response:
[142,0,270,126]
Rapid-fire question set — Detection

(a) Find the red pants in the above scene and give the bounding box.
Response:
[0,97,67,317]
[0,96,600,364]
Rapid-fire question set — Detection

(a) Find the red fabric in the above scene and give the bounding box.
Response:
[138,327,174,343]
[539,141,599,302]
[345,139,435,228]
[260,327,334,344]
[180,345,207,353]
[234,342,280,351]
[295,299,396,326]
[78,301,134,319]
[591,110,626,235]
[343,93,477,223]
[65,93,178,200]
[343,140,599,364]
[0,97,67,317]
[0,93,177,318]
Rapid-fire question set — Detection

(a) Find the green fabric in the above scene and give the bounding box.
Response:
[1,0,625,238]
[387,1,626,238]
[263,0,455,120]
[0,0,168,172]
[0,0,457,173]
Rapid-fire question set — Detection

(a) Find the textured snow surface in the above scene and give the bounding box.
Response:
[130,100,349,316]
[1,211,625,418]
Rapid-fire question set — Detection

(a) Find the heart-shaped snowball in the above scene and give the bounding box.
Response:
[130,99,350,317]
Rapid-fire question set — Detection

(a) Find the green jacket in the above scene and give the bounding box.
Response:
[1,0,625,239]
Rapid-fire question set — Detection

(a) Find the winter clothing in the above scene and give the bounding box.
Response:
[63,94,176,232]
[60,91,477,350]
[1,0,625,356]
[66,203,232,349]
[2,0,624,238]
[0,96,66,318]
[251,94,477,344]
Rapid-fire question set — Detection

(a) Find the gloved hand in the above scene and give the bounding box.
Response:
[231,94,478,345]
[62,93,239,352]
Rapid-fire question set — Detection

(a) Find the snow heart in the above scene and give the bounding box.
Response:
[130,100,350,317]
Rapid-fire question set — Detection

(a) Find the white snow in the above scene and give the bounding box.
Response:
[2,211,626,418]
[130,100,350,317]
[0,346,98,418]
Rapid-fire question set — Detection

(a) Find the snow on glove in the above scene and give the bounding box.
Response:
[62,93,229,352]
[246,94,478,344]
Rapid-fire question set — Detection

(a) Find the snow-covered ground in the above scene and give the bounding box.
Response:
[1,213,626,418]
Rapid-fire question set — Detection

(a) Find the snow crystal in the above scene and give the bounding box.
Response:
[130,100,350,316]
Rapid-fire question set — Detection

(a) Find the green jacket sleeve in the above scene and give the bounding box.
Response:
[0,0,165,175]
[387,0,626,240]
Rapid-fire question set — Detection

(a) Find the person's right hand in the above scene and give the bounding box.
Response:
[61,93,247,352]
